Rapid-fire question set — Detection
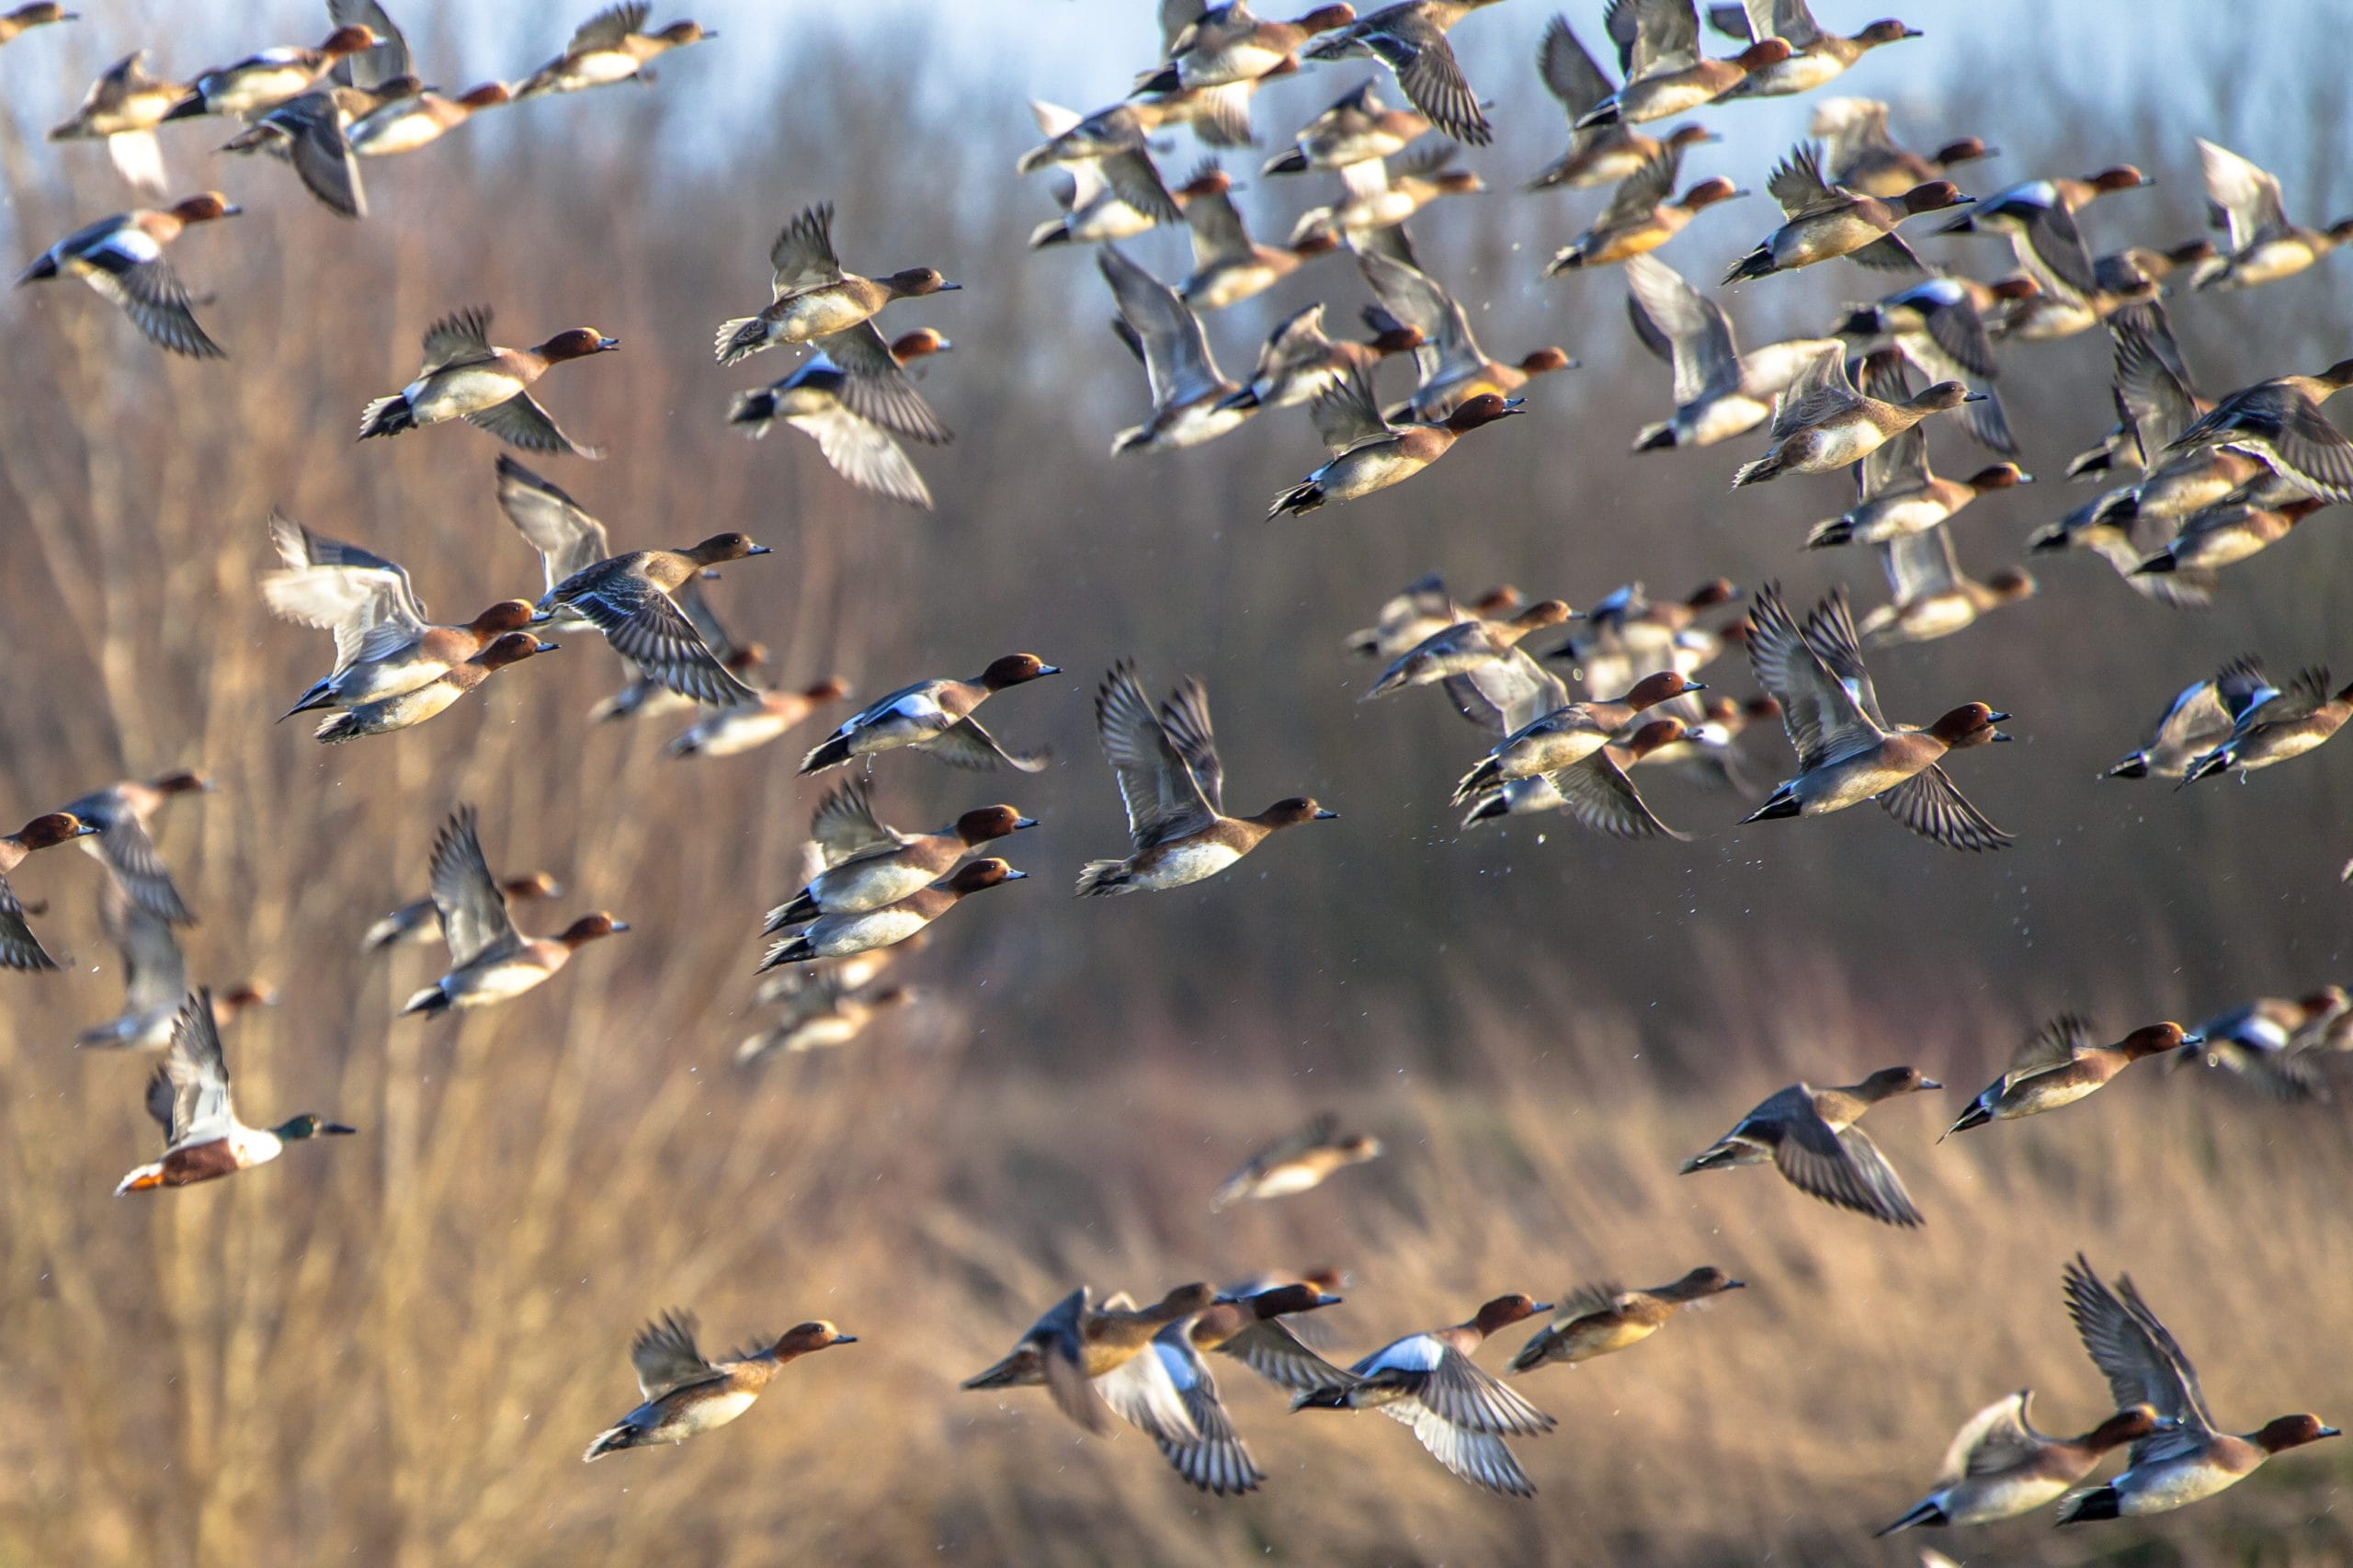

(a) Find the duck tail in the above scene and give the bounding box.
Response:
[959,1351,1033,1391]
[16,253,58,285]
[399,983,449,1019]
[1632,419,1677,452]
[115,1162,165,1195]
[1027,218,1072,249]
[160,90,206,122]
[581,1424,638,1461]
[359,915,405,953]
[763,891,819,933]
[1729,450,1784,489]
[2178,748,2229,787]
[756,936,814,972]
[798,733,853,776]
[1943,1102,1992,1139]
[1741,784,1802,822]
[1261,146,1310,176]
[1677,1143,1741,1175]
[1721,245,1777,285]
[1803,517,1855,549]
[1267,481,1324,518]
[278,679,336,720]
[1131,62,1181,96]
[313,710,363,745]
[1503,1338,1552,1376]
[1074,859,1135,897]
[1873,1498,1947,1536]
[2102,752,2151,779]
[2055,1485,2119,1526]
[713,316,767,368]
[358,393,415,441]
[1290,1384,1353,1412]
[1459,791,1511,828]
[726,387,779,435]
[1452,757,1503,803]
[2130,551,2176,575]
[1541,248,1586,278]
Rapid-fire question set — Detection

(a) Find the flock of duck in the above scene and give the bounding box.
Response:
[4,0,2348,1541]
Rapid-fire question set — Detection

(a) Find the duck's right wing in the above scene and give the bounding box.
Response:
[1098,244,1225,409]
[495,454,611,586]
[2196,139,2290,254]
[1745,583,1880,770]
[1096,662,1219,848]
[1878,765,2012,852]
[427,803,520,967]
[2063,1255,2212,1437]
[629,1309,719,1399]
[766,200,845,294]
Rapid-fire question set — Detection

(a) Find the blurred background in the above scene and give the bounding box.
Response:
[1,1,2349,1563]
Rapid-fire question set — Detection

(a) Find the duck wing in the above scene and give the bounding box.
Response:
[808,780,904,867]
[101,872,188,1015]
[1098,244,1226,408]
[418,306,494,373]
[74,231,222,359]
[75,805,192,926]
[0,872,62,971]
[1396,1408,1536,1496]
[1538,14,1615,119]
[1219,1317,1357,1393]
[1147,1335,1261,1494]
[630,1309,721,1399]
[495,455,613,588]
[1767,345,1859,442]
[1416,1344,1557,1437]
[1879,764,2011,852]
[1624,255,1740,406]
[2196,139,2290,254]
[572,583,756,707]
[786,408,934,510]
[1096,662,1219,849]
[1308,361,1392,453]
[571,1,652,55]
[2006,1015,2094,1082]
[913,717,1050,773]
[814,322,950,445]
[767,201,845,294]
[161,989,233,1146]
[1608,0,1699,78]
[329,0,411,89]
[1745,583,1881,770]
[1938,1389,2043,1484]
[1377,23,1488,147]
[1766,142,1844,221]
[1547,752,1688,840]
[1769,1103,1924,1225]
[2063,1256,2216,1440]
[427,804,520,967]
[1597,144,1683,229]
[467,389,602,460]
[1157,676,1224,815]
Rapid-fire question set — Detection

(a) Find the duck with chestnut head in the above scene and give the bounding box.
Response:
[583,1310,851,1461]
[398,806,627,1020]
[17,191,241,358]
[359,306,616,457]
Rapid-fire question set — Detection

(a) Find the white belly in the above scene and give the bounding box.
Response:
[408,366,526,423]
[815,907,929,956]
[569,52,643,88]
[355,112,448,158]
[774,291,872,344]
[447,958,557,1008]
[1134,839,1243,890]
[1687,396,1768,447]
[687,710,788,757]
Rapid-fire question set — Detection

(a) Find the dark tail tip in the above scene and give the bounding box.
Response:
[161,92,205,121]
[1634,423,1677,451]
[2057,1487,2119,1525]
[1741,791,1802,823]
[2103,754,2150,779]
[1873,1500,1945,1537]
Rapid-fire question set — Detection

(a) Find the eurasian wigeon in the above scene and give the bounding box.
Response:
[0,812,97,971]
[1528,17,1721,191]
[1291,1293,1557,1496]
[497,455,770,706]
[1098,243,1254,451]
[17,192,241,358]
[961,1283,1220,1436]
[1730,347,1973,488]
[1679,1065,1940,1226]
[1937,166,2150,303]
[1506,1268,1743,1374]
[1857,533,2036,647]
[1832,275,2018,452]
[2135,489,2328,578]
[714,203,959,367]
[734,975,917,1064]
[1018,100,1188,230]
[75,875,274,1051]
[1623,255,1843,449]
[1743,584,2012,848]
[728,326,953,510]
[757,858,1026,970]
[589,585,763,724]
[1179,176,1341,312]
[2177,994,2344,1102]
[518,4,715,98]
[114,992,356,1193]
[667,678,856,760]
[348,80,509,157]
[45,51,189,195]
[1712,3,1919,97]
[1209,1112,1381,1210]
[1345,574,1522,660]
[359,307,617,456]
[1262,80,1429,176]
[2185,139,2353,292]
[218,77,405,221]
[1220,301,1423,415]
[1453,669,1707,799]
[0,4,74,46]
[1140,3,1354,90]
[163,25,378,120]
[582,1312,850,1460]
[2058,1256,2338,1522]
[1544,144,1745,274]
[2181,665,2353,784]
[1077,664,1336,895]
[1357,248,1575,420]
[800,655,1055,775]
[313,631,558,743]
[1723,143,1970,282]
[1945,1016,2195,1136]
[1810,97,1993,201]
[2104,657,2270,779]
[1365,600,1577,699]
[1575,1,1790,128]
[1134,1283,1351,1494]
[1267,367,1522,517]
[1304,0,1506,145]
[766,783,1033,927]
[263,509,539,720]
[1879,1391,2161,1533]
[363,872,562,953]
[2160,358,2353,504]
[60,769,211,925]
[397,805,626,1018]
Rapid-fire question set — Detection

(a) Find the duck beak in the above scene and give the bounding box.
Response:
[609,919,633,933]
[71,821,100,838]
[1989,730,2014,743]
[529,607,554,623]
[322,1122,358,1136]
[831,1332,857,1344]
[1037,664,1063,676]
[2178,1031,2206,1048]
[533,640,561,653]
[1500,397,1527,414]
[1529,1301,1555,1315]
[1314,1292,1344,1307]
[1723,1278,1747,1290]
[221,202,246,218]
[1917,1079,1944,1091]
[1013,816,1039,830]
[1001,869,1030,881]
[1686,680,1708,692]
[597,335,620,351]
[746,543,774,555]
[1985,711,2011,722]
[2321,1426,2343,1438]
[1961,392,1989,403]
[1313,808,1339,820]
[936,280,964,291]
